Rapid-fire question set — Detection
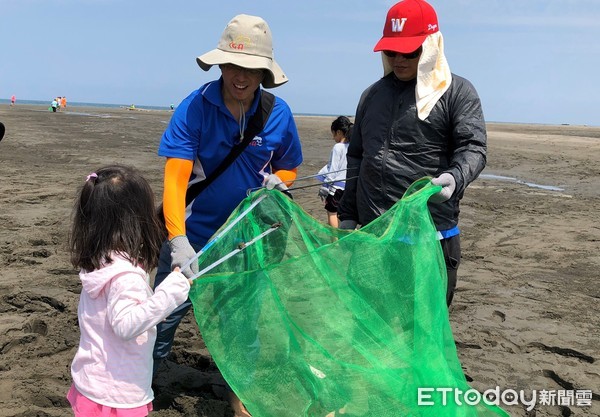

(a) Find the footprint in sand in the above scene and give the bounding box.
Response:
[23,318,48,336]
[492,310,506,322]
[4,292,66,313]
[529,343,594,363]
[543,369,600,401]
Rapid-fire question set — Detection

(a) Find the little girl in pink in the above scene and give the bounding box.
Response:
[67,165,190,416]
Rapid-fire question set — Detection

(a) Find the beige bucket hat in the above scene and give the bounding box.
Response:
[196,14,288,89]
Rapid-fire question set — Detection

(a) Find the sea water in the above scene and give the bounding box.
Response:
[0,98,171,111]
[479,174,564,192]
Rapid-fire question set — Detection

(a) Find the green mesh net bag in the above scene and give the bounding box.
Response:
[189,178,508,417]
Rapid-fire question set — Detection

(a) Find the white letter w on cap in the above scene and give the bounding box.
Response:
[391,18,407,32]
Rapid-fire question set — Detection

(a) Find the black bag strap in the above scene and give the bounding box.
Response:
[184,90,275,206]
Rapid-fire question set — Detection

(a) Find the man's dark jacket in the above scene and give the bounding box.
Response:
[338,72,487,231]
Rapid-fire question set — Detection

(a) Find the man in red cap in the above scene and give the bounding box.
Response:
[338,0,487,306]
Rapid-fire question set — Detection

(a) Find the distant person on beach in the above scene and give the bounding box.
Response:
[316,116,353,227]
[153,14,302,416]
[51,98,58,112]
[66,165,190,417]
[10,95,15,106]
[61,96,67,109]
[337,0,487,306]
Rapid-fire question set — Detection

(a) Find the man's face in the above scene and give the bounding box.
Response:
[383,47,422,81]
[220,64,265,104]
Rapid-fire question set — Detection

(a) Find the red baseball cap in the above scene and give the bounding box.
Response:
[374,0,439,53]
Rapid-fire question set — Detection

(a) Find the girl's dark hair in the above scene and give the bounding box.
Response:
[331,115,354,141]
[69,165,165,272]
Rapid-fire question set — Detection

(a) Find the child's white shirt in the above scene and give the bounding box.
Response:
[317,142,349,190]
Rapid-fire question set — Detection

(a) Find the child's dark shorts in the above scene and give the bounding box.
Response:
[324,189,344,213]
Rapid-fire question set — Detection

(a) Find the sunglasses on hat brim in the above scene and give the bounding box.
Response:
[383,47,422,60]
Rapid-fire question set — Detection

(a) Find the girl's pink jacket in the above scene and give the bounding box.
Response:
[71,253,190,408]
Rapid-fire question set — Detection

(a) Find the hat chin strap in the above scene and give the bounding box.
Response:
[237,100,246,142]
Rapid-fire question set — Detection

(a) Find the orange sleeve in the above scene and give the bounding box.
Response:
[274,168,298,187]
[163,157,193,240]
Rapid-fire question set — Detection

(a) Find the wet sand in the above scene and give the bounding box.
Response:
[0,105,598,416]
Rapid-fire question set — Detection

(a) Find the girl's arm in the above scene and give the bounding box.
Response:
[107,271,190,340]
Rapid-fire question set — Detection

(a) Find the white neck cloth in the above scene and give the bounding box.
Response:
[382,32,452,121]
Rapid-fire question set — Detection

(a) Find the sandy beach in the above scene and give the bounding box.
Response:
[0,104,598,417]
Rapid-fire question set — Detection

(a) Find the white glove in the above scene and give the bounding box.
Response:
[318,185,330,202]
[430,173,456,203]
[339,220,358,230]
[169,235,199,279]
[263,174,288,191]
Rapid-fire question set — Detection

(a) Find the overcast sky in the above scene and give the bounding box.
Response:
[2,0,598,126]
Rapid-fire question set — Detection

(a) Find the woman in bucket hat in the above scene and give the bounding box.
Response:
[153,14,302,417]
[338,0,487,307]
